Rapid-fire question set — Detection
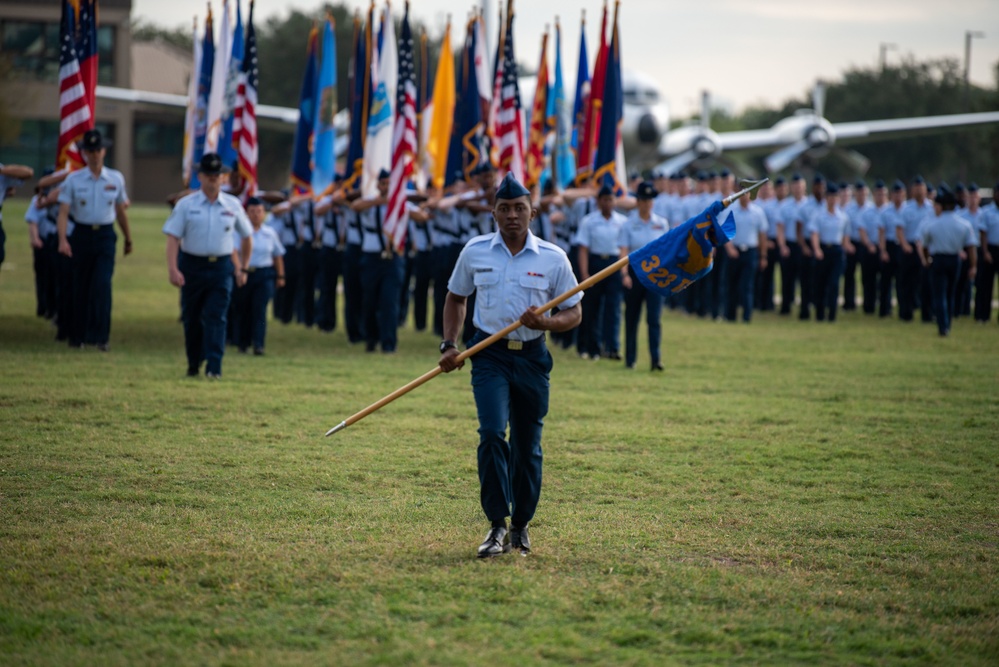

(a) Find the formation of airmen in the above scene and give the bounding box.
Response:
[9,144,999,375]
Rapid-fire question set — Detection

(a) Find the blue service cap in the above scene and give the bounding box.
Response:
[707,171,718,179]
[935,183,956,206]
[774,176,786,186]
[719,168,731,178]
[825,181,839,194]
[954,182,966,193]
[635,181,657,200]
[695,170,708,181]
[791,172,803,182]
[245,196,264,207]
[813,173,825,184]
[891,179,905,192]
[874,179,886,189]
[495,172,531,200]
[597,183,615,198]
[968,182,979,192]
[854,179,867,189]
[912,175,925,185]
[628,170,640,181]
[838,181,849,189]
[378,168,391,180]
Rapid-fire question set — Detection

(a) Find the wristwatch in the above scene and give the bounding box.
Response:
[439,339,457,354]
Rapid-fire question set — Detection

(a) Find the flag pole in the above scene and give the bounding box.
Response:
[324,178,769,436]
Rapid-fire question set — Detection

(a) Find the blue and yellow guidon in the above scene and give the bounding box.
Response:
[628,201,736,296]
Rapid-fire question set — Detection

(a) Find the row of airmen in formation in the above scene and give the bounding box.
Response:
[12,139,999,376]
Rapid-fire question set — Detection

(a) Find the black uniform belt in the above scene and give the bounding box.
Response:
[931,253,958,259]
[593,253,614,260]
[245,265,275,272]
[181,251,230,263]
[75,222,113,231]
[494,335,546,351]
[820,243,842,250]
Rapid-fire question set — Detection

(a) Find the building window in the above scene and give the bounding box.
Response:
[134,120,183,158]
[0,21,114,84]
[4,120,114,172]
[1,21,60,82]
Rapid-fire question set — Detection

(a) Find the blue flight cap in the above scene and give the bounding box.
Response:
[954,182,966,193]
[825,181,839,194]
[495,172,531,200]
[838,181,849,190]
[774,176,786,186]
[873,179,886,189]
[854,180,867,189]
[912,175,925,185]
[695,170,708,182]
[707,171,718,179]
[597,183,615,198]
[719,168,731,178]
[628,170,640,181]
[891,179,905,192]
[378,168,391,180]
[245,196,264,207]
[813,173,825,185]
[791,172,803,182]
[935,184,956,206]
[635,181,657,200]
[968,182,979,192]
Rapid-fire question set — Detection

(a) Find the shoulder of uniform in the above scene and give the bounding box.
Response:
[465,233,493,248]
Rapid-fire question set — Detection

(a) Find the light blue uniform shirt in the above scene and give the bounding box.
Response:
[529,211,554,243]
[162,190,253,256]
[26,196,60,238]
[919,212,978,254]
[56,166,127,225]
[808,207,849,245]
[448,231,581,341]
[618,211,668,252]
[344,210,363,246]
[759,197,783,240]
[859,203,886,243]
[268,210,298,247]
[843,201,873,242]
[577,209,628,256]
[358,203,389,253]
[729,202,768,248]
[979,204,999,245]
[409,217,433,252]
[797,197,824,239]
[291,199,318,244]
[777,196,805,243]
[900,199,934,243]
[248,224,286,268]
[431,207,460,248]
[315,196,347,248]
[880,203,905,243]
[567,197,595,246]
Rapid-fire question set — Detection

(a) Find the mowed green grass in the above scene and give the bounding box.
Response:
[1,200,998,666]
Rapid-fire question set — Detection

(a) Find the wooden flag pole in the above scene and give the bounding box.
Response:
[324,178,768,436]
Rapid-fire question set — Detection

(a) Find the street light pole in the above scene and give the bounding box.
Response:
[879,42,897,72]
[964,30,985,110]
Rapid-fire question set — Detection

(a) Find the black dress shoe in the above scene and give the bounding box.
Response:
[477,526,510,558]
[510,525,531,555]
[651,361,664,371]
[607,352,622,361]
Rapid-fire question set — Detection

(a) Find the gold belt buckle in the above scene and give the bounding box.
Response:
[91,225,100,231]
[246,266,256,273]
[207,256,217,262]
[507,339,523,350]
[380,249,393,260]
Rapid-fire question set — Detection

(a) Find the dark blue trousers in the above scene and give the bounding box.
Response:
[974,245,999,323]
[880,242,899,317]
[581,254,622,357]
[930,254,960,335]
[779,244,801,314]
[69,224,116,346]
[469,334,551,526]
[55,250,75,342]
[360,252,404,352]
[409,249,433,331]
[624,266,662,367]
[898,248,923,321]
[725,247,758,322]
[274,245,301,324]
[843,245,859,311]
[317,245,342,332]
[433,244,461,337]
[858,244,879,315]
[179,253,234,376]
[234,267,276,351]
[799,247,816,319]
[34,236,58,319]
[343,244,364,343]
[815,244,845,322]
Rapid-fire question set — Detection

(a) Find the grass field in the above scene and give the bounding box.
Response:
[1,200,998,666]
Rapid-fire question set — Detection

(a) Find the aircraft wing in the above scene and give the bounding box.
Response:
[96,85,301,124]
[832,111,999,144]
[715,129,782,152]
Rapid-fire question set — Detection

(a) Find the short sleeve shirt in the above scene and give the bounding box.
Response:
[162,190,253,256]
[448,231,581,341]
[56,167,128,225]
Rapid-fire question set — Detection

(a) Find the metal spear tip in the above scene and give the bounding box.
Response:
[737,178,770,201]
[324,421,347,437]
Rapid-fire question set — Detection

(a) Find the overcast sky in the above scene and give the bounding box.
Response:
[133,0,999,119]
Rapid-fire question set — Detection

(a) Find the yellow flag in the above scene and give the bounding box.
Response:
[427,23,455,189]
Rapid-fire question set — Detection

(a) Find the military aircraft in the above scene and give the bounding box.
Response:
[653,81,999,176]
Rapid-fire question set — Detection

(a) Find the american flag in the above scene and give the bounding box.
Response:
[75,0,98,117]
[56,0,90,171]
[495,2,524,183]
[384,3,417,255]
[236,0,259,199]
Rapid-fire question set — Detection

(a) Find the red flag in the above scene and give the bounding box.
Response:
[525,31,550,189]
[578,0,608,185]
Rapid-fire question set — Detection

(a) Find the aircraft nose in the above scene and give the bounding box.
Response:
[637,113,662,145]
